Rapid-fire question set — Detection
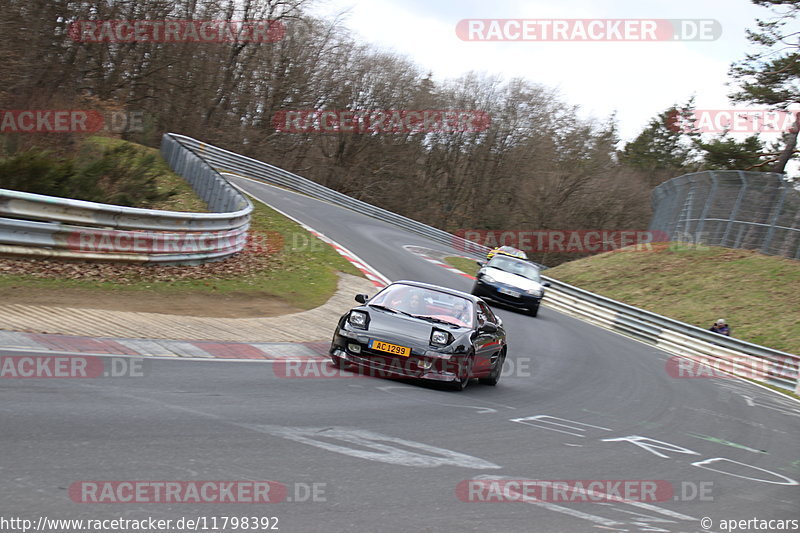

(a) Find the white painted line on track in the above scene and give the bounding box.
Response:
[403,244,477,280]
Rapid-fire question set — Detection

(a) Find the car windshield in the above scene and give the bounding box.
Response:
[487,256,541,281]
[367,284,474,328]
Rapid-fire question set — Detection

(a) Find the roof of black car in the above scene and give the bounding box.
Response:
[389,280,481,303]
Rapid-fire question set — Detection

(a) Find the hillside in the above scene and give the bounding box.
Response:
[544,244,799,354]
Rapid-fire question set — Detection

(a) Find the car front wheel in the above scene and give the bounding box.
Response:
[448,355,474,391]
[479,350,506,386]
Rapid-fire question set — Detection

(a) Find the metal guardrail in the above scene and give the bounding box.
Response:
[0,140,252,264]
[165,134,799,394]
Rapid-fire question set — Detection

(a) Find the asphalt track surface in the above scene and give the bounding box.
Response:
[1,179,798,533]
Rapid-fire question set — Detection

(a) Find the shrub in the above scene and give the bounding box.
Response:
[0,144,175,207]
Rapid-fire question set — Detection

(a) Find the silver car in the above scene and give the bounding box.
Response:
[471,255,550,317]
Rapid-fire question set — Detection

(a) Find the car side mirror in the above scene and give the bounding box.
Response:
[480,322,498,334]
[543,282,551,287]
[355,294,369,304]
[496,317,503,328]
[476,261,486,267]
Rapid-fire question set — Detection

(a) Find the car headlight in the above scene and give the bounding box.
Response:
[481,273,496,283]
[348,311,368,329]
[430,329,451,346]
[526,288,543,297]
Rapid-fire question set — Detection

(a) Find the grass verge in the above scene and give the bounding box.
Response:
[543,244,799,355]
[445,256,480,277]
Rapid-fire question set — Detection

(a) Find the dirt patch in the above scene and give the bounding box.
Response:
[0,286,302,318]
[0,252,273,283]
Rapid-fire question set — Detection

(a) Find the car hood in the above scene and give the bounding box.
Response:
[484,267,542,291]
[362,308,468,342]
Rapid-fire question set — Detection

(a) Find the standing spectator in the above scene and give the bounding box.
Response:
[709,318,731,336]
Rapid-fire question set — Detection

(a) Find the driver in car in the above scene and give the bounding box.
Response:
[405,290,426,315]
[451,300,471,325]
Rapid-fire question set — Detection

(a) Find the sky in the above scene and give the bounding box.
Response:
[307,0,779,143]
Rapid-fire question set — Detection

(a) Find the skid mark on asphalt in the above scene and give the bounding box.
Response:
[710,380,800,419]
[683,406,790,435]
[240,425,501,469]
[687,433,768,455]
[375,385,517,414]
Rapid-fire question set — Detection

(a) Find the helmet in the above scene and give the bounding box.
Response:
[716,319,726,325]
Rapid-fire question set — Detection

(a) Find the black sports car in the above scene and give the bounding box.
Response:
[472,255,550,316]
[329,280,507,390]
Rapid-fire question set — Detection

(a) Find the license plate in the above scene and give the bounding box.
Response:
[498,287,521,298]
[370,340,411,357]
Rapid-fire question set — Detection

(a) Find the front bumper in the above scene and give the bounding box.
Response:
[329,329,464,383]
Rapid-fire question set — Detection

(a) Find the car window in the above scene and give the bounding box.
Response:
[477,301,495,325]
[481,302,498,324]
[368,283,474,327]
[488,257,540,281]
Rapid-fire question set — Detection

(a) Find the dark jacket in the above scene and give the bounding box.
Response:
[710,323,730,336]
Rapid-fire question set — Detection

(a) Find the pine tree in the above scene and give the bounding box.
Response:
[697,134,769,170]
[729,0,800,173]
[619,100,700,185]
